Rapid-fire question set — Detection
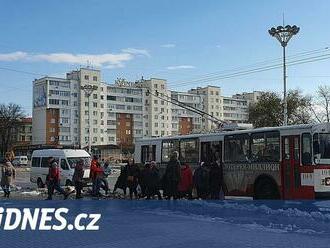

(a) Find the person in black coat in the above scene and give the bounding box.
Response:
[126,158,140,199]
[113,165,127,196]
[164,151,181,200]
[145,161,162,200]
[193,162,210,199]
[209,163,224,199]
[139,162,150,198]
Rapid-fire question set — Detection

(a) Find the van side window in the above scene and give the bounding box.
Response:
[61,159,69,170]
[32,157,40,167]
[41,157,49,168]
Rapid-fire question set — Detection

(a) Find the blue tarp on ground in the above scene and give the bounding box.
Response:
[1,200,330,248]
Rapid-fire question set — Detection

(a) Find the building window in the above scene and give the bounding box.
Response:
[84,75,89,80]
[49,99,59,105]
[93,76,97,81]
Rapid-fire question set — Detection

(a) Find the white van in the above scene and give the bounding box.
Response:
[30,149,91,188]
[12,156,29,166]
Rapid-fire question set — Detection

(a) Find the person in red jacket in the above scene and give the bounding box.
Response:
[90,155,99,196]
[93,162,106,197]
[46,157,68,200]
[178,163,193,199]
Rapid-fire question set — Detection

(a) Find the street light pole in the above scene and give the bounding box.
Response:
[268,24,299,126]
[81,84,98,154]
[283,45,287,126]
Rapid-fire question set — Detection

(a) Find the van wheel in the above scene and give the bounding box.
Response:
[37,178,44,188]
[65,180,73,186]
[254,178,280,200]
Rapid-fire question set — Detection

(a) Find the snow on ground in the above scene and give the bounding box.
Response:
[1,200,330,248]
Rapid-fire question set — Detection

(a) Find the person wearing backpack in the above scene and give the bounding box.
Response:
[193,161,210,199]
[1,152,16,198]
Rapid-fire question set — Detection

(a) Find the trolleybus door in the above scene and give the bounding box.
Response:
[281,135,300,199]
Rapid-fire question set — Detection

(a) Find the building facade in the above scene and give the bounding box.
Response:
[32,68,260,153]
[32,68,145,153]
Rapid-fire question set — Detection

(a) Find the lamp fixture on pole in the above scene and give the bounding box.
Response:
[268,24,300,126]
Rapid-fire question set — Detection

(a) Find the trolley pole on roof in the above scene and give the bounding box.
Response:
[268,23,299,126]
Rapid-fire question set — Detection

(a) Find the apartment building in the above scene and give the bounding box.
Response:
[33,76,79,146]
[140,78,172,137]
[11,117,33,157]
[222,96,249,123]
[232,91,263,105]
[32,68,145,152]
[102,81,145,148]
[188,86,224,129]
[170,91,203,135]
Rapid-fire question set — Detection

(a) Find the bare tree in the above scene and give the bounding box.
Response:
[0,103,25,157]
[312,85,330,123]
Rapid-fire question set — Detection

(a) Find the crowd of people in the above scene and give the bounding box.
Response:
[111,151,226,201]
[1,151,226,200]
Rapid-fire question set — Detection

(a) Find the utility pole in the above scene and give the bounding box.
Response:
[269,24,299,126]
[81,84,98,154]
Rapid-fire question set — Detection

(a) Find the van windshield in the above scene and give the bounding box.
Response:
[67,157,91,169]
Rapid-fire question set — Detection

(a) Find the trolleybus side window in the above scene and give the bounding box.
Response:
[301,133,312,165]
[284,137,290,160]
[318,133,330,159]
[201,141,222,164]
[162,140,179,163]
[141,145,156,163]
[251,132,265,162]
[180,138,199,164]
[224,134,249,162]
[250,131,280,162]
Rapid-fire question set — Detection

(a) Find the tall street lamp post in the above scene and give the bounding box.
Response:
[81,84,98,154]
[268,25,300,126]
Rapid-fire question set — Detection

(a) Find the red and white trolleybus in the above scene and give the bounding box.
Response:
[135,123,330,200]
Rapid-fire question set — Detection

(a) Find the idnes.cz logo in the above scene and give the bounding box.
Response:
[0,207,101,231]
